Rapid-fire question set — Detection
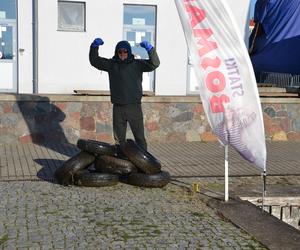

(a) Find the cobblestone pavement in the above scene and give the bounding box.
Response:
[1,141,300,249]
[0,180,266,249]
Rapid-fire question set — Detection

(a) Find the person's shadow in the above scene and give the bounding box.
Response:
[16,95,80,182]
[34,159,66,183]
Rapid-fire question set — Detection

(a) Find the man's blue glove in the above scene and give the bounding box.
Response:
[140,41,153,53]
[91,38,104,48]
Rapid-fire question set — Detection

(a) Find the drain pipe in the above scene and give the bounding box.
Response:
[32,0,38,93]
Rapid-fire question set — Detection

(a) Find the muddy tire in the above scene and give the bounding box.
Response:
[94,155,138,175]
[127,171,171,188]
[74,170,119,187]
[120,139,161,174]
[54,151,95,185]
[77,139,115,156]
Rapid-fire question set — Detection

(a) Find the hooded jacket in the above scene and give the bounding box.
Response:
[89,40,160,105]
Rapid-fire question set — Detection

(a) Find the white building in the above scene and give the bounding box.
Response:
[0,0,251,95]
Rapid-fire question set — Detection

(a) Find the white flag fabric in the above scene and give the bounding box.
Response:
[175,0,266,171]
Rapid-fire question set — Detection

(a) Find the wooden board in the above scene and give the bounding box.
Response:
[74,89,154,96]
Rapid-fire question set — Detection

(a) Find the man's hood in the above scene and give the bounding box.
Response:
[113,40,134,61]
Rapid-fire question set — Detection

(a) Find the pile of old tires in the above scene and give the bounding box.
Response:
[54,139,171,188]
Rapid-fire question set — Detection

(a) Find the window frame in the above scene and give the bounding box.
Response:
[57,0,86,32]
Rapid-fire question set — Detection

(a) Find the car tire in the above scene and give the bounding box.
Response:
[127,171,171,188]
[74,170,119,187]
[77,139,116,156]
[54,151,95,186]
[94,155,138,175]
[120,139,161,174]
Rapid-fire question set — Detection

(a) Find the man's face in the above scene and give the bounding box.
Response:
[118,49,128,61]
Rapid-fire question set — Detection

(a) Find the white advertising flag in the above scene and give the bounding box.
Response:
[175,0,266,171]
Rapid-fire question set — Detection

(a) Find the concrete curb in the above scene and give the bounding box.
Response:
[207,197,300,250]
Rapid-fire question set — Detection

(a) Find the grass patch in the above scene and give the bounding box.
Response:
[144,224,158,228]
[205,182,223,191]
[44,210,58,215]
[122,233,140,242]
[103,207,114,213]
[129,219,144,225]
[152,229,161,235]
[82,208,93,214]
[96,222,110,227]
[191,212,206,218]
[122,233,129,242]
[244,244,260,250]
[0,234,8,246]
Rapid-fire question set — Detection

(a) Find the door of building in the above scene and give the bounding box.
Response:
[123,5,157,92]
[0,0,17,93]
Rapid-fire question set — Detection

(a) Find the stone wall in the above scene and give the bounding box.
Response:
[0,94,300,144]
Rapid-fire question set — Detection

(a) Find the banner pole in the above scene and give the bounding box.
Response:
[225,145,229,202]
[262,171,267,211]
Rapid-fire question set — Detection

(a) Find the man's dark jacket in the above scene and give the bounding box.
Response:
[89,41,160,105]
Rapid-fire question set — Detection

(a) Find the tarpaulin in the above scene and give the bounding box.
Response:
[250,0,300,74]
[174,0,266,171]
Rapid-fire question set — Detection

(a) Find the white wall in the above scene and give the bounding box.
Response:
[225,0,251,47]
[155,0,188,95]
[36,0,188,95]
[18,0,33,93]
[38,1,118,93]
[18,0,251,95]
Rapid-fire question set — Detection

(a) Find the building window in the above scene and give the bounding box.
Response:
[187,57,199,95]
[58,1,85,32]
[123,4,157,91]
[0,0,17,19]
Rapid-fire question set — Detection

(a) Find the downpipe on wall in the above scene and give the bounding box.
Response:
[32,0,38,93]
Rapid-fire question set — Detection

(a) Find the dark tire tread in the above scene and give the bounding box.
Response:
[127,171,171,188]
[94,155,137,175]
[74,171,119,187]
[120,139,161,174]
[54,151,95,186]
[77,139,115,156]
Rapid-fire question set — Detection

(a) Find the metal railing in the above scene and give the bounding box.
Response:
[256,71,300,89]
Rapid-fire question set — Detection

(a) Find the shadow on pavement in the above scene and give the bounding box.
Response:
[34,158,64,183]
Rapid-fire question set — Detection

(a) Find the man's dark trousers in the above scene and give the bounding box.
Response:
[113,103,147,150]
